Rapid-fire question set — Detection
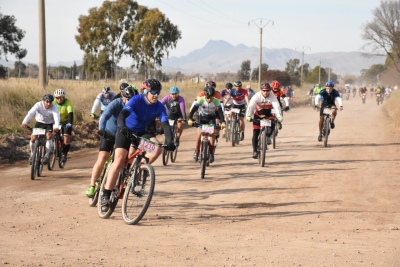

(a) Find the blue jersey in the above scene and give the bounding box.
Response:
[122,94,168,133]
[318,88,342,106]
[99,98,124,138]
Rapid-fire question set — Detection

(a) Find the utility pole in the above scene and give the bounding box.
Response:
[249,18,273,86]
[295,46,310,86]
[38,0,47,89]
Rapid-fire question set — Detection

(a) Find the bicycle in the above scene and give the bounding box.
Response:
[376,94,383,105]
[254,117,276,167]
[321,107,337,147]
[28,127,47,180]
[361,92,367,104]
[224,107,232,142]
[230,107,241,147]
[162,118,185,166]
[98,133,163,225]
[48,127,65,170]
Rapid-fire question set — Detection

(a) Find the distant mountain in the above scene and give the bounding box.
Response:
[161,40,386,76]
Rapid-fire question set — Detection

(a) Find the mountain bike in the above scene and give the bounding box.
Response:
[361,93,367,104]
[88,152,113,207]
[162,118,185,166]
[48,127,65,170]
[224,107,232,142]
[321,107,337,147]
[230,107,241,147]
[254,117,276,167]
[98,134,163,225]
[376,94,383,105]
[29,127,47,180]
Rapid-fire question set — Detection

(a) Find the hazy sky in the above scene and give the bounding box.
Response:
[1,0,381,66]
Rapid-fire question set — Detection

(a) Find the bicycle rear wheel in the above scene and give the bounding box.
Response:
[48,136,56,170]
[30,141,40,180]
[261,129,267,167]
[272,124,277,149]
[122,163,156,225]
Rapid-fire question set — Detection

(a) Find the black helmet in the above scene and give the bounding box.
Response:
[261,82,271,90]
[43,94,54,102]
[225,82,233,89]
[102,86,111,93]
[233,80,242,87]
[204,84,215,97]
[142,78,162,92]
[119,82,129,91]
[122,86,138,99]
[206,81,216,88]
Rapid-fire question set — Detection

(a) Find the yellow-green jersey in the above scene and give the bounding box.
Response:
[53,98,74,125]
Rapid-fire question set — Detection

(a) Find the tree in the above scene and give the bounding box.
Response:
[285,58,300,77]
[251,63,268,81]
[365,64,386,83]
[237,60,251,80]
[362,0,400,72]
[306,66,327,84]
[0,12,27,79]
[261,70,291,86]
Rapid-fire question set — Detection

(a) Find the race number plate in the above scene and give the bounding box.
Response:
[138,138,157,154]
[224,110,230,115]
[271,109,276,114]
[168,119,175,126]
[260,119,271,127]
[231,108,240,114]
[32,128,46,135]
[323,108,333,115]
[201,124,215,134]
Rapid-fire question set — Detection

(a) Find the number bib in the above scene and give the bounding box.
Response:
[201,124,215,134]
[168,119,175,127]
[231,108,240,114]
[138,138,157,154]
[323,108,333,115]
[260,119,271,127]
[32,128,46,135]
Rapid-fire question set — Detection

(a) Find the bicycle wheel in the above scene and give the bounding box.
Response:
[225,119,231,142]
[231,119,237,147]
[261,129,267,167]
[272,124,277,149]
[30,141,40,180]
[48,136,56,170]
[37,141,45,177]
[122,163,156,225]
[170,146,178,162]
[235,120,241,145]
[97,164,120,219]
[200,140,209,179]
[162,147,169,166]
[323,118,330,147]
[57,135,65,169]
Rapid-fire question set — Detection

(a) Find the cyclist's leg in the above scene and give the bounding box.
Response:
[62,125,72,161]
[252,116,261,158]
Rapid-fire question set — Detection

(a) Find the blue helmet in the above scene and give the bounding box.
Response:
[43,94,54,102]
[325,81,334,87]
[169,86,180,94]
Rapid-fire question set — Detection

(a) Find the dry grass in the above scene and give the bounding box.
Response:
[383,89,400,130]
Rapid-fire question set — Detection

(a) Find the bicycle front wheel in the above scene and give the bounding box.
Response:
[162,147,169,166]
[170,146,178,162]
[261,129,267,167]
[122,163,156,225]
[200,140,209,179]
[30,141,40,180]
[323,118,330,147]
[48,136,56,170]
[231,119,237,147]
[272,125,277,149]
[37,142,45,177]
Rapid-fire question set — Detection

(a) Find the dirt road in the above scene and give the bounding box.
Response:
[1,95,399,266]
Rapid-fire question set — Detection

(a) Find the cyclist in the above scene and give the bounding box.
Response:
[53,89,74,163]
[246,83,283,159]
[100,79,175,208]
[86,86,138,198]
[314,81,343,142]
[188,84,225,163]
[246,85,255,100]
[220,82,234,138]
[21,94,61,165]
[90,86,115,119]
[352,86,357,98]
[223,80,249,141]
[369,87,374,98]
[270,80,290,129]
[359,86,368,97]
[111,82,129,100]
[160,86,187,146]
[313,84,322,97]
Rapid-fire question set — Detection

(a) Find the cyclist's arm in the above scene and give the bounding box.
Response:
[223,94,231,107]
[117,109,129,127]
[91,95,101,114]
[159,108,173,143]
[314,94,322,106]
[22,103,39,125]
[52,105,61,129]
[178,96,187,119]
[283,95,289,107]
[245,95,257,117]
[188,103,199,120]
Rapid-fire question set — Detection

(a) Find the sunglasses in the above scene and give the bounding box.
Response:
[262,89,271,92]
[149,90,160,95]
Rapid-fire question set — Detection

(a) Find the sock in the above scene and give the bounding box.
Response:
[45,139,52,157]
[29,141,34,156]
[63,144,70,154]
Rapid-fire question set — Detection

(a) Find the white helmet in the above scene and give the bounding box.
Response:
[54,89,66,98]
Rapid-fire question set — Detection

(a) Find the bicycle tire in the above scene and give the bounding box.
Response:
[170,146,178,162]
[225,119,231,142]
[30,141,40,180]
[58,135,65,169]
[261,128,267,167]
[200,140,209,179]
[236,120,241,145]
[48,136,57,170]
[272,124,277,149]
[122,163,156,225]
[162,147,169,166]
[37,140,45,177]
[97,164,120,219]
[231,119,237,147]
[89,161,110,207]
[323,118,330,147]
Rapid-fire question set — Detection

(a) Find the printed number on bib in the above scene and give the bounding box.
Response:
[33,128,46,135]
[138,138,157,154]
[201,124,215,134]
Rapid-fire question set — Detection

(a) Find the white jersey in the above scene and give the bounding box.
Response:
[246,91,282,119]
[22,101,60,128]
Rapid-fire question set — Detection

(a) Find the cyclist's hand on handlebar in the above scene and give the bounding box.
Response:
[166,142,176,151]
[97,129,106,137]
[246,116,252,122]
[90,113,97,119]
[220,122,226,130]
[188,119,194,127]
[339,106,343,111]
[119,126,130,136]
[283,106,290,112]
[66,123,72,129]
[21,124,28,129]
[277,117,283,122]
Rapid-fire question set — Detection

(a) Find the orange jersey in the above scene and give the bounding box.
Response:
[272,88,286,100]
[196,91,223,100]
